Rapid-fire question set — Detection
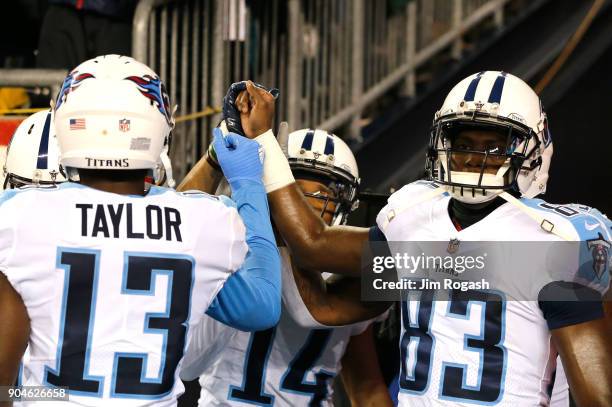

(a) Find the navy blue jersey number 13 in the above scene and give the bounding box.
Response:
[44,249,194,399]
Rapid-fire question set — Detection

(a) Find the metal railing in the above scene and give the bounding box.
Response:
[132,0,515,180]
[0,69,67,104]
[0,0,518,180]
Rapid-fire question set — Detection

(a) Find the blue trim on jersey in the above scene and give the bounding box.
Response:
[227,329,278,406]
[36,111,52,170]
[44,247,105,398]
[301,130,314,150]
[178,190,220,202]
[56,182,171,198]
[438,293,507,406]
[368,226,387,242]
[399,296,436,395]
[487,72,507,104]
[111,251,195,399]
[520,198,611,292]
[144,186,173,197]
[0,189,20,207]
[538,283,604,329]
[519,198,612,240]
[464,72,485,102]
[218,194,237,209]
[16,361,23,387]
[323,136,334,155]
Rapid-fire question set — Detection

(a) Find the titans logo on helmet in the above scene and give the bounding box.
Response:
[54,71,95,111]
[124,75,173,125]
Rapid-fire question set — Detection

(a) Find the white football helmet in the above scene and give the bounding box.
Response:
[426,71,553,203]
[285,128,360,225]
[53,54,175,175]
[3,109,66,189]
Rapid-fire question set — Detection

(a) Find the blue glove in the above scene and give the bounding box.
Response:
[222,81,280,136]
[212,127,263,186]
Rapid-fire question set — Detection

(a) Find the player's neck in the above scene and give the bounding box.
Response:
[77,169,148,196]
[448,197,505,230]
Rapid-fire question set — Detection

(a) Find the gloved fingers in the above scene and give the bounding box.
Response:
[224,133,238,149]
[213,127,240,151]
[212,127,225,151]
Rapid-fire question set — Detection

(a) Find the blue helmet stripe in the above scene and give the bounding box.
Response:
[36,112,52,169]
[324,135,334,155]
[301,129,314,150]
[464,71,485,101]
[488,72,507,103]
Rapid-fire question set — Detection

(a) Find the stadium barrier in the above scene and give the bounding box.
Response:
[0,0,513,180]
[133,0,512,179]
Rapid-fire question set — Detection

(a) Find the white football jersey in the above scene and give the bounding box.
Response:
[0,183,248,406]
[549,358,569,407]
[376,181,610,407]
[193,248,372,406]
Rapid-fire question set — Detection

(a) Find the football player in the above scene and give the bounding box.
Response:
[178,85,392,405]
[3,109,66,190]
[224,72,612,406]
[0,55,281,405]
[0,109,68,397]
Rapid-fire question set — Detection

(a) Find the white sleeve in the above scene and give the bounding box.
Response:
[179,316,237,381]
[349,308,390,337]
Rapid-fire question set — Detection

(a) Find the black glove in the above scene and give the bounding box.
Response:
[221,81,279,136]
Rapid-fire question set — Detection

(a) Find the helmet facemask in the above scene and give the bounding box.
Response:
[426,114,539,204]
[290,163,359,226]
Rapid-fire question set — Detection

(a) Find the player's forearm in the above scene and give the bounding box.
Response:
[340,326,393,407]
[553,318,612,407]
[176,153,223,194]
[0,274,29,389]
[346,385,393,407]
[207,180,281,331]
[268,184,365,276]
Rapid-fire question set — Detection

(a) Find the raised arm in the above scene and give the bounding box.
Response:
[0,272,29,395]
[284,258,390,326]
[230,81,369,276]
[176,150,223,194]
[268,186,369,276]
[205,130,281,331]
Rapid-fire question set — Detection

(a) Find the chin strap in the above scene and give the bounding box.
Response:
[160,149,175,188]
[499,192,574,241]
[380,187,447,231]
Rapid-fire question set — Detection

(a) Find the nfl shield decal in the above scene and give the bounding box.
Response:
[119,118,131,132]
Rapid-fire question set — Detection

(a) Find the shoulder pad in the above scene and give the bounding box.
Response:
[521,198,612,241]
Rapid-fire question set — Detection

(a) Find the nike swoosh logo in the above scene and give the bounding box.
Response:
[584,222,599,231]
